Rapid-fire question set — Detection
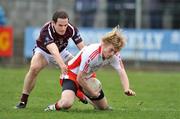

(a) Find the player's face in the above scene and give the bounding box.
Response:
[102,44,118,59]
[53,18,68,35]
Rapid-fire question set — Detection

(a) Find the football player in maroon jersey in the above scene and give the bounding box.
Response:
[15,10,85,109]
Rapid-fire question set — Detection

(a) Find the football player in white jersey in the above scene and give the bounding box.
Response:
[44,26,136,111]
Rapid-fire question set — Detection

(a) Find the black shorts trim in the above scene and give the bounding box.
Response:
[62,79,77,93]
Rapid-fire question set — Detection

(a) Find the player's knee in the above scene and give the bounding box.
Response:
[29,64,42,75]
[61,99,73,109]
[97,105,109,110]
[95,100,109,110]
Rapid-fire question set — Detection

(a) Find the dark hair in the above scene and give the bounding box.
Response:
[52,10,69,23]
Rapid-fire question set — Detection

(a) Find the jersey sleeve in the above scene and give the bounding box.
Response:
[43,35,54,46]
[72,27,83,45]
[110,53,123,71]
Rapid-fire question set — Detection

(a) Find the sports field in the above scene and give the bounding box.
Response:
[0,67,179,119]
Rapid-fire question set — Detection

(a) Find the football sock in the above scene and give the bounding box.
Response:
[55,102,61,110]
[20,93,29,104]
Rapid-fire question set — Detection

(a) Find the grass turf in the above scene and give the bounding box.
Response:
[0,67,179,119]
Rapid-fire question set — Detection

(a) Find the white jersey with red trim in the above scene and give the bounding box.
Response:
[67,43,123,78]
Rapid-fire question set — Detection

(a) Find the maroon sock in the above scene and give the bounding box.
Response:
[20,93,29,104]
[55,102,61,110]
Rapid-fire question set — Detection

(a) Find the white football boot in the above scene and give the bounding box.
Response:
[44,104,56,111]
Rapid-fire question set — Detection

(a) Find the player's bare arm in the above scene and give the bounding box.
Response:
[46,43,67,73]
[76,41,85,50]
[118,60,136,96]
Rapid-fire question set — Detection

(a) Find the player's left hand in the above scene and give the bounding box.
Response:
[124,89,136,96]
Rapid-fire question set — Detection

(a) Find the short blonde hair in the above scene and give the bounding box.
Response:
[102,26,126,51]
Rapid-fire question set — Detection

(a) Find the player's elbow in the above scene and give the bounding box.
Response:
[77,78,86,88]
[77,77,82,84]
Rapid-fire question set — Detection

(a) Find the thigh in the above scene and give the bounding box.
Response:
[32,47,49,66]
[61,79,77,103]
[61,90,76,103]
[30,53,48,70]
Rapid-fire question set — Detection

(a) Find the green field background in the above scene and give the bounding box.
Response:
[0,67,179,119]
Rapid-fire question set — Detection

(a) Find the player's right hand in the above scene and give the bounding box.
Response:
[60,64,68,74]
[124,89,136,96]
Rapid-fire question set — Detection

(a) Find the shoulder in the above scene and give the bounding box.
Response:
[82,44,101,59]
[68,23,79,30]
[40,21,54,35]
[67,23,77,31]
[67,23,80,36]
[84,44,100,52]
[41,21,51,30]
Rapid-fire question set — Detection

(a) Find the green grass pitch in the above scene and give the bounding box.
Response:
[0,67,179,119]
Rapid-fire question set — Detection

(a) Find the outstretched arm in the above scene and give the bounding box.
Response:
[46,43,67,74]
[118,60,136,96]
[76,41,85,50]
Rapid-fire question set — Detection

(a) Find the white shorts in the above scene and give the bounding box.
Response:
[34,47,73,66]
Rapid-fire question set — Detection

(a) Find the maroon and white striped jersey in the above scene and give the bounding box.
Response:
[36,21,83,54]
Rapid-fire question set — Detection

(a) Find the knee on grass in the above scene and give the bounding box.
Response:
[58,100,73,110]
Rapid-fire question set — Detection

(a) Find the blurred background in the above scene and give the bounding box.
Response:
[0,0,180,70]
